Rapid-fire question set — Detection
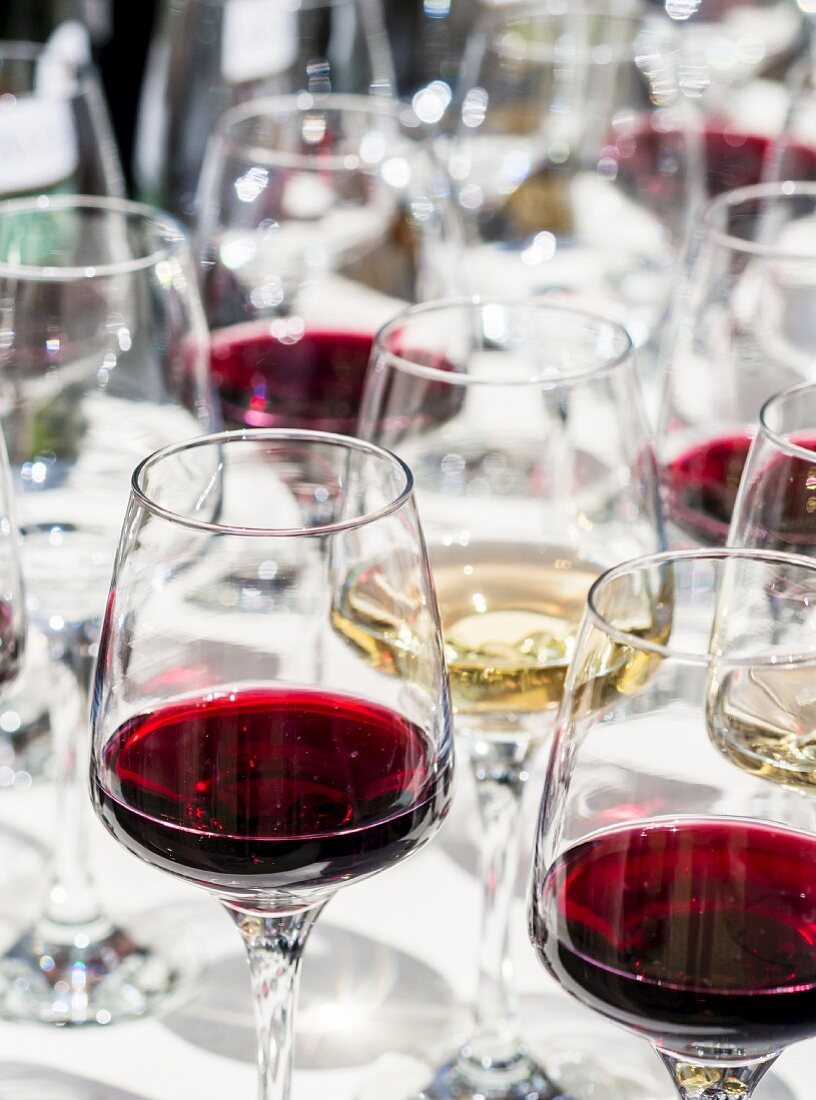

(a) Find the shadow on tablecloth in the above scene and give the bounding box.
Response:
[0,1064,150,1098]
[161,921,470,1071]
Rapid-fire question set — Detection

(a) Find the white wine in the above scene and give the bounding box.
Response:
[432,542,603,715]
[707,665,816,793]
[332,540,604,718]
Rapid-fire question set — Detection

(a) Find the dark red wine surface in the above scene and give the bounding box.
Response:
[210,324,374,432]
[93,687,452,899]
[534,819,816,1055]
[662,433,753,546]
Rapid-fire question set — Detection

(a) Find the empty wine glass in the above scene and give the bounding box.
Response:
[347,298,663,1100]
[446,2,698,380]
[657,180,816,548]
[0,194,218,1024]
[135,0,395,223]
[196,93,455,434]
[0,39,122,198]
[90,429,454,1100]
[531,547,816,1100]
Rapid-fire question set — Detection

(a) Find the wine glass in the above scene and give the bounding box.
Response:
[90,428,454,1100]
[134,0,395,223]
[446,2,698,381]
[0,39,123,198]
[657,180,816,548]
[0,194,219,1025]
[196,93,455,434]
[666,0,806,108]
[347,298,663,1100]
[724,381,816,789]
[530,547,816,1100]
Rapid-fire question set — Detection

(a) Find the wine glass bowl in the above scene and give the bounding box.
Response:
[90,429,454,1098]
[530,549,816,1098]
[446,3,696,372]
[728,380,816,557]
[135,0,395,222]
[658,181,816,548]
[197,93,451,436]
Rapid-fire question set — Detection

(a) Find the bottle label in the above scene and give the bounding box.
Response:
[222,0,299,84]
[0,98,78,195]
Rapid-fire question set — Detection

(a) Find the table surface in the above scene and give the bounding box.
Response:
[0,746,808,1100]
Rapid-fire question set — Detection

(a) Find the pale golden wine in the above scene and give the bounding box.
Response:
[332,540,604,718]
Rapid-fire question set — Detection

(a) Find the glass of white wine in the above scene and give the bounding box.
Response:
[340,298,664,1100]
[723,380,816,789]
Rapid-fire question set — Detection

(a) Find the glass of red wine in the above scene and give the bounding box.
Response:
[447,3,698,381]
[196,92,454,435]
[350,298,664,1100]
[0,194,218,1025]
[530,547,816,1100]
[135,0,395,223]
[89,428,454,1100]
[657,180,816,548]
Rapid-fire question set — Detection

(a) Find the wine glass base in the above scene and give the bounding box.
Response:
[357,1052,566,1100]
[0,915,196,1025]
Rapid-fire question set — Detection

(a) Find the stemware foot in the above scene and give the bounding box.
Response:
[417,1052,562,1100]
[0,916,194,1025]
[357,1049,565,1100]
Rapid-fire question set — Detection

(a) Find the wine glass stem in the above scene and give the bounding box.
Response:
[465,738,534,1070]
[230,903,325,1100]
[659,1051,778,1100]
[44,630,103,928]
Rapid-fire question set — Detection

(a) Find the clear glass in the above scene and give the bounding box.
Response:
[0,39,123,199]
[90,429,454,1100]
[531,548,816,1100]
[0,195,218,1025]
[446,2,698,379]
[196,93,456,433]
[725,382,816,788]
[657,181,816,549]
[664,0,806,115]
[135,0,395,223]
[352,298,664,1100]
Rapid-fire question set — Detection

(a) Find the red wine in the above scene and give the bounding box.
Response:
[93,687,452,901]
[734,433,816,554]
[662,433,753,546]
[614,123,816,201]
[210,324,374,433]
[533,819,816,1056]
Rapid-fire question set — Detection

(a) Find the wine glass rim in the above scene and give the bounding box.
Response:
[759,380,816,462]
[486,0,651,34]
[0,195,189,281]
[131,428,416,538]
[701,181,816,259]
[374,297,635,386]
[213,93,423,171]
[586,547,816,668]
[0,38,97,92]
[193,0,354,7]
